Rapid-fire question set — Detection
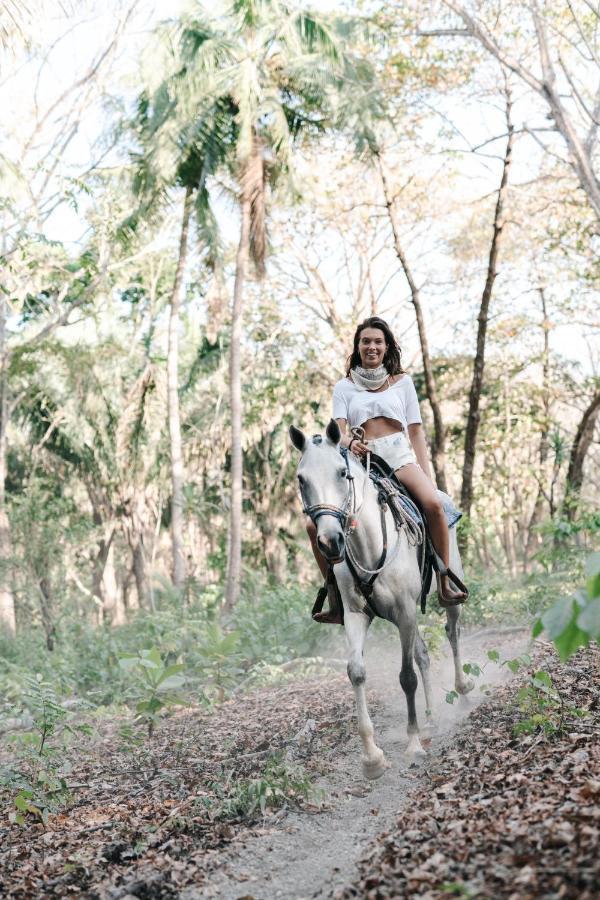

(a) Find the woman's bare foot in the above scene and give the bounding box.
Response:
[436,572,468,608]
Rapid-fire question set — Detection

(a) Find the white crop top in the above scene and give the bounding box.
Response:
[332,375,422,432]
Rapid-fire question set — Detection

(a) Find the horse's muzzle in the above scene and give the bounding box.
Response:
[317,532,345,563]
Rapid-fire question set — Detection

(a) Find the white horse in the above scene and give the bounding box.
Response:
[290,419,474,779]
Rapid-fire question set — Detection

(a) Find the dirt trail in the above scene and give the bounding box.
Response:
[200,628,529,900]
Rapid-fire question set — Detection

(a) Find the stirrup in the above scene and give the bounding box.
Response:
[311,576,344,625]
[435,569,469,608]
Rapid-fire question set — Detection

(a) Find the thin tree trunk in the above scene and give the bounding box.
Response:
[375,152,448,492]
[101,542,123,626]
[168,185,193,591]
[525,288,551,568]
[0,292,15,635]
[91,525,115,624]
[38,578,56,651]
[224,191,252,611]
[460,95,514,542]
[564,386,600,520]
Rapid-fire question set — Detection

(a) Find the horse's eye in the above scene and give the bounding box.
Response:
[338,469,346,478]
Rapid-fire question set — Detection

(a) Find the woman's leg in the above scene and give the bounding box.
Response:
[306,518,343,623]
[393,463,466,603]
[307,518,328,579]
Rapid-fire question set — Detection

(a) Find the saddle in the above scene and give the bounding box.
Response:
[312,452,465,625]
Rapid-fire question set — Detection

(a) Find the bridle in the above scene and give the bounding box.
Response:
[299,446,398,591]
[300,447,357,536]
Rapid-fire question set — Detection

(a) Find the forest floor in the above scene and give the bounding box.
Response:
[0,628,598,899]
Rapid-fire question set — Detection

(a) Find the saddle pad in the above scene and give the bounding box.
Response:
[366,453,462,529]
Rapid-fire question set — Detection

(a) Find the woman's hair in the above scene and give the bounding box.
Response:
[345,316,403,376]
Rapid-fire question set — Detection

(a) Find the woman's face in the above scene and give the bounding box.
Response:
[358,327,387,368]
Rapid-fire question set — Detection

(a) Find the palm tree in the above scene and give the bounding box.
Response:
[170,0,362,609]
[127,70,237,592]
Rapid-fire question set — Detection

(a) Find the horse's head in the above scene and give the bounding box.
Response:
[289,419,356,564]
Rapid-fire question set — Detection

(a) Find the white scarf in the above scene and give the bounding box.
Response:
[350,364,389,391]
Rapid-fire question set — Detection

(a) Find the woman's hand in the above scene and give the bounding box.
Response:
[349,440,369,458]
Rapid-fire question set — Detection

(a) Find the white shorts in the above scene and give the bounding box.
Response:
[367,431,416,471]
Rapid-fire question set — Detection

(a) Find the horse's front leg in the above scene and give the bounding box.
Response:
[445,605,474,695]
[344,609,387,780]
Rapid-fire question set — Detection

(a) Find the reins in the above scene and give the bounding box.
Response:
[301,446,411,614]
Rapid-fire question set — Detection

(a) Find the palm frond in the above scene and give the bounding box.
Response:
[115,365,155,472]
[242,137,267,276]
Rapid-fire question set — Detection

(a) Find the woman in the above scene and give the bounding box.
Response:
[308,316,468,623]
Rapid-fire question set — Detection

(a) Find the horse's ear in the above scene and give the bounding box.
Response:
[326,419,341,446]
[289,424,306,452]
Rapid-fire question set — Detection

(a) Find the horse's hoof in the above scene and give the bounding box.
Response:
[362,751,388,780]
[422,717,438,736]
[404,737,427,765]
[456,678,475,695]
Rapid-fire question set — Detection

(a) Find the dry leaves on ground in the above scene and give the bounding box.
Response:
[0,675,359,898]
[336,645,599,900]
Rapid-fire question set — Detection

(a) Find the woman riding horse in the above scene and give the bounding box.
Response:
[307,316,468,623]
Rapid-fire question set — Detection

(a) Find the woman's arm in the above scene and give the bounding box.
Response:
[336,418,351,447]
[337,418,370,458]
[407,423,434,481]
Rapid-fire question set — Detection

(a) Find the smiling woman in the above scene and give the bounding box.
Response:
[306,316,468,623]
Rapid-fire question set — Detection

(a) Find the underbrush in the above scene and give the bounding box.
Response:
[0,579,328,720]
[0,543,592,749]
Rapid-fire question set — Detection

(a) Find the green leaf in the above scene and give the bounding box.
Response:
[554,621,589,662]
[486,649,500,662]
[161,663,185,680]
[504,658,520,674]
[532,619,543,638]
[14,793,30,811]
[143,648,163,666]
[157,674,185,691]
[540,595,576,640]
[584,552,600,581]
[118,656,139,670]
[532,670,553,691]
[136,657,161,670]
[445,691,458,705]
[577,598,600,639]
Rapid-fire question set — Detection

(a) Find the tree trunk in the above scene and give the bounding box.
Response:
[525,288,551,567]
[0,292,15,635]
[564,386,600,520]
[375,152,448,492]
[100,541,124,626]
[168,186,193,591]
[38,577,56,651]
[224,191,252,611]
[460,96,514,542]
[91,524,115,624]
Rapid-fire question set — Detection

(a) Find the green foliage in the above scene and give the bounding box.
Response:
[533,553,600,661]
[207,753,318,820]
[0,675,93,826]
[512,670,567,737]
[118,648,186,736]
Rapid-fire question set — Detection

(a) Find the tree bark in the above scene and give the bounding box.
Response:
[224,190,252,611]
[0,292,15,635]
[564,385,600,520]
[375,152,448,492]
[168,185,193,591]
[460,95,514,540]
[525,288,551,567]
[38,577,56,651]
